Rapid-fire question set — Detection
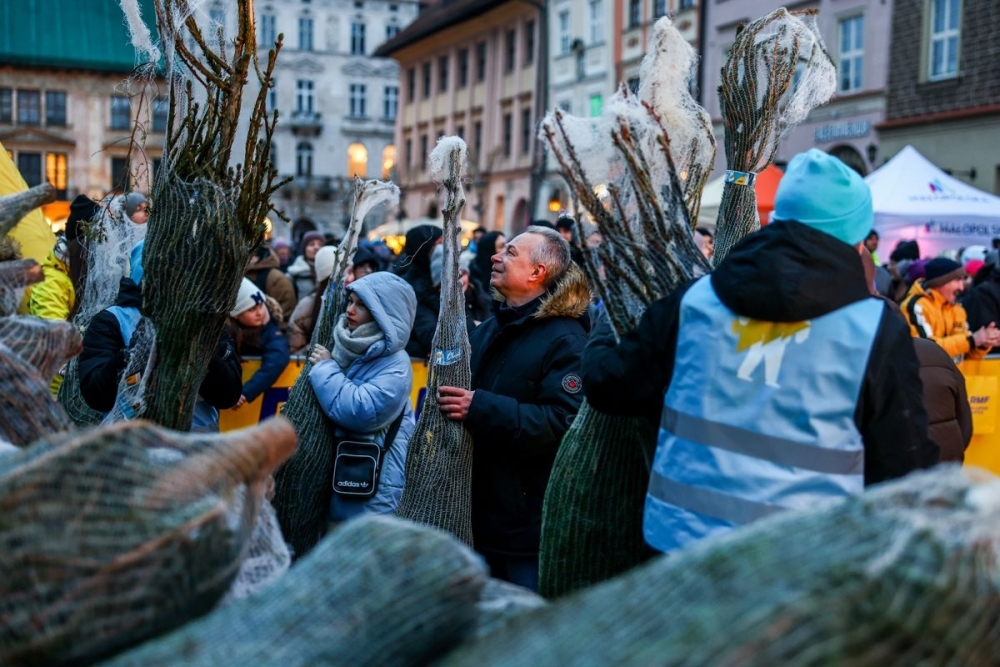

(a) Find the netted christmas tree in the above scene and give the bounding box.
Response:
[272,178,400,559]
[395,137,475,546]
[537,17,715,598]
[713,8,835,264]
[0,417,297,666]
[113,0,285,430]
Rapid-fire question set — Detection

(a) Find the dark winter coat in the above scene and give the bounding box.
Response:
[402,263,440,359]
[232,310,291,403]
[913,338,973,462]
[962,274,1000,333]
[582,221,939,487]
[79,277,243,414]
[466,264,591,557]
[246,249,297,326]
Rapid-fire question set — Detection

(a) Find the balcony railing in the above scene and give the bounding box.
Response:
[288,110,323,136]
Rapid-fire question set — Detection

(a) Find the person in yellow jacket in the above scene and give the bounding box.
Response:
[28,237,75,321]
[901,257,1000,360]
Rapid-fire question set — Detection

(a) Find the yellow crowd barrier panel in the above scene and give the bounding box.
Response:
[961,357,1000,474]
[219,356,430,433]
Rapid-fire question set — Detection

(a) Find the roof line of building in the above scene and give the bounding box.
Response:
[373,0,514,58]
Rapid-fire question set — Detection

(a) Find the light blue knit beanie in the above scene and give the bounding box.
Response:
[771,149,873,246]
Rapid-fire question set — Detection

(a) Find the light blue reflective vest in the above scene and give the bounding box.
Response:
[645,276,883,554]
[107,305,219,431]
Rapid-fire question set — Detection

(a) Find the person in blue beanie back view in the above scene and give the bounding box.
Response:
[580,148,939,555]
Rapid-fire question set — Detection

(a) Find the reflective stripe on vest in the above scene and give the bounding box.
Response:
[645,276,883,554]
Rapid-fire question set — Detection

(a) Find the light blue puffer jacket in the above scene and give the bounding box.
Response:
[308,271,417,522]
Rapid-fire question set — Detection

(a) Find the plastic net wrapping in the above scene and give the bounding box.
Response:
[0,314,83,383]
[0,342,71,447]
[713,8,835,264]
[273,178,399,559]
[0,417,297,667]
[537,22,713,599]
[58,196,144,427]
[443,467,1000,665]
[0,183,56,240]
[220,497,291,604]
[395,137,475,546]
[101,514,487,667]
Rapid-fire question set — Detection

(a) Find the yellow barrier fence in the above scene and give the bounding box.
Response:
[960,356,1000,474]
[218,356,429,433]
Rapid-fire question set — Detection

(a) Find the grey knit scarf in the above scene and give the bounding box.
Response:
[332,314,383,370]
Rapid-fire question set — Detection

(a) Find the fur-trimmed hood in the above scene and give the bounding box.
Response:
[535,262,591,320]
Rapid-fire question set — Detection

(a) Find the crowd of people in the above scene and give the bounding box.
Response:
[22,149,994,591]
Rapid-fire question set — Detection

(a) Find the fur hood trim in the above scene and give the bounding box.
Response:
[535,263,591,320]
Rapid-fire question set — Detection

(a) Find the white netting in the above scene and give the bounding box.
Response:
[220,498,291,604]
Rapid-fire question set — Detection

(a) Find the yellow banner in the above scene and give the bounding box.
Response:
[219,355,429,433]
[960,358,1000,474]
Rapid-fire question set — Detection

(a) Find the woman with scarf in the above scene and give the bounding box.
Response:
[308,271,417,523]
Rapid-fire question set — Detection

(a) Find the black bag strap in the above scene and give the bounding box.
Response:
[382,408,406,456]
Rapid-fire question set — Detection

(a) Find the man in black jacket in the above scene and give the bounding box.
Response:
[438,226,590,591]
[583,150,938,555]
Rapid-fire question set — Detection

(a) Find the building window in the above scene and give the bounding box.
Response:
[628,0,641,28]
[458,48,469,88]
[381,145,396,179]
[839,16,864,93]
[0,89,11,123]
[439,56,449,92]
[679,0,695,8]
[384,85,398,120]
[525,20,535,65]
[502,113,512,157]
[152,97,169,132]
[476,42,487,82]
[559,11,570,55]
[422,62,432,98]
[521,108,532,155]
[17,152,42,187]
[407,68,416,102]
[347,142,368,178]
[653,0,667,18]
[110,95,130,130]
[405,137,412,168]
[45,91,66,126]
[299,17,314,51]
[296,141,313,177]
[558,99,571,112]
[420,134,428,170]
[350,22,366,55]
[45,152,68,198]
[628,77,640,94]
[349,83,367,117]
[590,0,602,44]
[152,157,162,182]
[456,124,465,139]
[473,121,482,162]
[590,93,603,117]
[110,156,130,191]
[260,13,276,47]
[266,80,278,113]
[929,0,960,80]
[18,90,41,125]
[506,30,517,73]
[386,23,399,41]
[296,80,314,113]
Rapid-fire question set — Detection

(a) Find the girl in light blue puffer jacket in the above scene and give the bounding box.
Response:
[307,271,417,523]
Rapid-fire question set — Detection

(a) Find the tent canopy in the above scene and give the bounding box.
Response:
[866,145,1000,257]
[696,164,784,228]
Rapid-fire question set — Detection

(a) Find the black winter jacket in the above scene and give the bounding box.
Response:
[583,221,939,487]
[79,277,243,414]
[402,264,440,359]
[233,312,291,403]
[466,265,591,556]
[962,275,1000,332]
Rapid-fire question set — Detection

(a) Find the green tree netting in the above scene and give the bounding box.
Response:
[100,515,487,667]
[442,466,1000,666]
[0,314,81,383]
[395,137,475,546]
[0,417,297,667]
[0,259,43,317]
[537,17,714,599]
[115,0,284,431]
[272,178,400,559]
[713,8,835,265]
[0,341,71,447]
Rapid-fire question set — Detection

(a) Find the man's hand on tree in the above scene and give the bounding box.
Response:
[438,386,474,421]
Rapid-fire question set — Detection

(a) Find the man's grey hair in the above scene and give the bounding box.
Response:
[526,225,571,287]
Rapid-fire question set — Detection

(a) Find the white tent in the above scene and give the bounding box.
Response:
[866,145,1000,257]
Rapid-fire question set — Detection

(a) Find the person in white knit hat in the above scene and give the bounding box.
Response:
[287,245,338,353]
[227,278,290,409]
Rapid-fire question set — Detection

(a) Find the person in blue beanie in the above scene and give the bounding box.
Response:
[581,148,939,555]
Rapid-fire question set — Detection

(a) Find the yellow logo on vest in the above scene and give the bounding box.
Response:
[732,319,811,388]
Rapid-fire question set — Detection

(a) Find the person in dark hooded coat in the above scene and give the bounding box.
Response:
[394,224,443,358]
